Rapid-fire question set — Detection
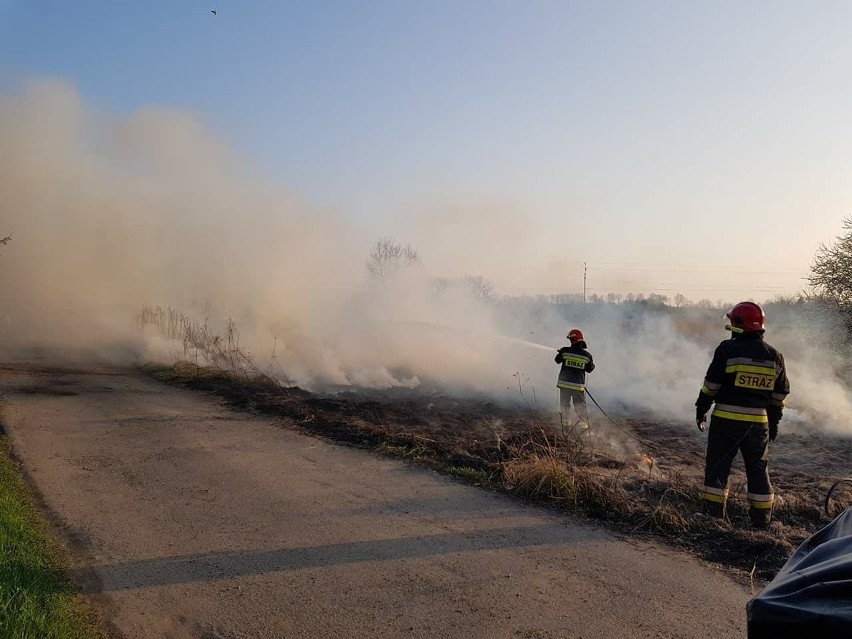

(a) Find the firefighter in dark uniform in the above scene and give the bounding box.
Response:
[555,329,595,430]
[695,302,790,529]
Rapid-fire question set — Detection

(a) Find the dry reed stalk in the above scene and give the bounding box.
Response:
[140,304,290,386]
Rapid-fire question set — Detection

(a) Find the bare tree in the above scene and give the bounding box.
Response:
[431,275,495,301]
[463,275,494,302]
[808,218,852,310]
[431,277,450,294]
[366,238,419,282]
[673,293,690,308]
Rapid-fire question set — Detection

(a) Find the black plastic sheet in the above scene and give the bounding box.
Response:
[748,508,852,638]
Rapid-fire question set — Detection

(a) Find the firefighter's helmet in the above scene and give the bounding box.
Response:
[567,329,584,343]
[726,302,765,333]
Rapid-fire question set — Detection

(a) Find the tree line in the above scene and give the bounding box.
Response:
[362,235,834,311]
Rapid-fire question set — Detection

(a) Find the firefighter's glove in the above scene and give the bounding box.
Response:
[768,422,778,442]
[695,408,707,432]
[767,406,782,442]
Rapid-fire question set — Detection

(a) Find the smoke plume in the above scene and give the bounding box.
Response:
[3,79,852,435]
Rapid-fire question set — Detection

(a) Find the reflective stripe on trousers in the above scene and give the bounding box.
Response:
[704,417,774,526]
[747,492,775,509]
[701,485,729,504]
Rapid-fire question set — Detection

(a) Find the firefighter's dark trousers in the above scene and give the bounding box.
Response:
[702,417,774,527]
[559,388,589,424]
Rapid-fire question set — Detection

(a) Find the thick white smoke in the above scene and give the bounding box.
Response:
[0,80,541,396]
[503,300,852,435]
[0,80,354,357]
[2,79,852,435]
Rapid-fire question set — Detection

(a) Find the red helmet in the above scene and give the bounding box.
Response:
[567,329,584,343]
[726,302,765,333]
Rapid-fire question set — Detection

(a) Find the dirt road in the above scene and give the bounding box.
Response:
[0,364,750,638]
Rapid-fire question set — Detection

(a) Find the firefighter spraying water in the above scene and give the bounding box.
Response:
[555,329,595,430]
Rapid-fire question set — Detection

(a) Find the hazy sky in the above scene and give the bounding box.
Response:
[2,1,850,300]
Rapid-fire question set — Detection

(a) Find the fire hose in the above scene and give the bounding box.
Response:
[583,387,662,454]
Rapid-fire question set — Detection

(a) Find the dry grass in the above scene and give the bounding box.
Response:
[501,430,617,515]
[140,305,290,385]
[500,428,698,533]
[504,457,612,510]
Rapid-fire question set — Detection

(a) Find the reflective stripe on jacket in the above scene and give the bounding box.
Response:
[555,342,595,391]
[712,403,769,424]
[697,332,790,424]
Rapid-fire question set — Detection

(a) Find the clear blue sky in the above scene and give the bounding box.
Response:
[2,1,851,299]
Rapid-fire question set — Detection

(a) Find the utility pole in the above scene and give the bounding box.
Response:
[583,262,587,303]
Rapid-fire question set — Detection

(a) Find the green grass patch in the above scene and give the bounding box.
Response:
[140,362,173,379]
[436,464,488,484]
[0,436,105,639]
[376,442,412,458]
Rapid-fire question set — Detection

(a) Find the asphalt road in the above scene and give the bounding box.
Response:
[0,364,750,638]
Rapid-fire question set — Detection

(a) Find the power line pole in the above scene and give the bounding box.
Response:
[583,262,588,303]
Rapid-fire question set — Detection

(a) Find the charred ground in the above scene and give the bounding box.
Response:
[146,362,852,583]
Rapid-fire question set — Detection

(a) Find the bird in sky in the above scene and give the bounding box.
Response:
[210,10,217,16]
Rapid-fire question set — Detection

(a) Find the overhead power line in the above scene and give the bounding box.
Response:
[563,261,807,299]
[591,267,806,275]
[593,261,805,271]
